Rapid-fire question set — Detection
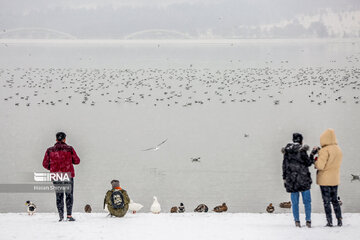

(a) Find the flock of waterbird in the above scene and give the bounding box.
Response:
[25,184,357,216]
[26,198,228,215]
[25,174,359,215]
[0,66,359,108]
[2,44,359,216]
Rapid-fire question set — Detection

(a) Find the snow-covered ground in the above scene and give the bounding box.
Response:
[1,212,359,240]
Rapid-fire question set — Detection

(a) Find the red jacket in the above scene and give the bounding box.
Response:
[42,142,80,178]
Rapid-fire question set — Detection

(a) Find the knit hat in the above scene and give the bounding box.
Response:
[292,133,303,144]
[111,180,120,188]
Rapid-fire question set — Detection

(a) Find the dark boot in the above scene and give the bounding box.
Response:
[295,221,301,228]
[58,216,64,222]
[306,221,311,228]
[325,220,333,227]
[337,218,342,227]
[67,216,76,221]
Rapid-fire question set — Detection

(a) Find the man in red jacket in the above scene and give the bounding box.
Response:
[42,132,80,221]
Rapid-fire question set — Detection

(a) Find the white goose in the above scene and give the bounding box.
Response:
[129,199,144,214]
[150,196,161,214]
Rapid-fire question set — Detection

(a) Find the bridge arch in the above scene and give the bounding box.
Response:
[124,29,191,39]
[0,28,77,39]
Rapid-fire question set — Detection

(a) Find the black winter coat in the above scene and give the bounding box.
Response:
[282,143,313,193]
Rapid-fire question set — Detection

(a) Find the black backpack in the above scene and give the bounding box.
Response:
[111,190,125,209]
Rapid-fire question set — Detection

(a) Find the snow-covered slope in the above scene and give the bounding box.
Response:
[1,213,359,240]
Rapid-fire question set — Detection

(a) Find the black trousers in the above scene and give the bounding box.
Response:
[53,178,74,217]
[320,186,342,222]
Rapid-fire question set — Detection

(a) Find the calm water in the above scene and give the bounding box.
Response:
[0,39,359,213]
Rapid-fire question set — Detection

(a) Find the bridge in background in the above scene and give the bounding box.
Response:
[0,28,192,40]
[0,28,77,39]
[124,29,191,40]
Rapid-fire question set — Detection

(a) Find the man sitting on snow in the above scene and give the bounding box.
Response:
[104,180,130,217]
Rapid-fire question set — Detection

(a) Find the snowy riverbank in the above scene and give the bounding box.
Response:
[1,212,359,240]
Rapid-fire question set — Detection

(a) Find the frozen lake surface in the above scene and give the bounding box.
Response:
[0,39,359,213]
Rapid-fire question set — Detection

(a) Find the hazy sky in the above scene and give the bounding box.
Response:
[0,0,359,38]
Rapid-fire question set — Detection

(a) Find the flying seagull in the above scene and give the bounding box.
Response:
[142,139,168,151]
[191,157,201,163]
[351,174,360,182]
